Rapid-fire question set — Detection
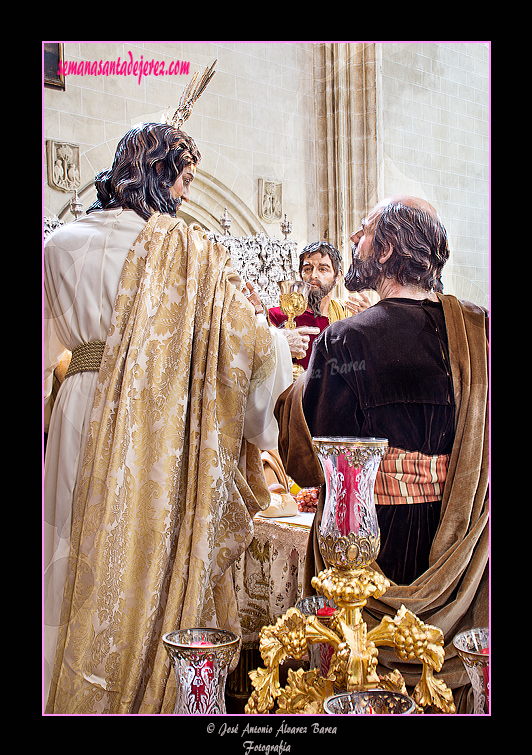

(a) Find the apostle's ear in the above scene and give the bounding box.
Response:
[378,245,394,265]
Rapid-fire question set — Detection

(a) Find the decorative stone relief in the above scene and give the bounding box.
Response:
[258,179,282,222]
[46,140,81,192]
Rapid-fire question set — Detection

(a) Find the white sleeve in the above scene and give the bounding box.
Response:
[243,315,293,449]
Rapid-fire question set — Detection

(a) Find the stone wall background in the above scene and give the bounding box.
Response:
[44,41,489,307]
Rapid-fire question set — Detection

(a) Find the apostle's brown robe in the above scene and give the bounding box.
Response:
[274,294,489,713]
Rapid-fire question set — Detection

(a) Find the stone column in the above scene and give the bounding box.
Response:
[313,43,382,280]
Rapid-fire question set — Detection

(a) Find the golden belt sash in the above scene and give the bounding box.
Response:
[64,340,105,379]
[375,446,449,505]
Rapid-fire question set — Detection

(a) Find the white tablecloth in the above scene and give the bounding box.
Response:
[234,512,314,645]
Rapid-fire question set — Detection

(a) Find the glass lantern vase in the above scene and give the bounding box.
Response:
[296,594,337,676]
[312,437,388,570]
[453,627,489,714]
[162,628,240,715]
[324,689,416,715]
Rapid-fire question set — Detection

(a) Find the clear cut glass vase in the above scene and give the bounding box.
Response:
[296,594,337,676]
[312,437,388,570]
[324,689,416,715]
[162,628,240,714]
[453,627,489,714]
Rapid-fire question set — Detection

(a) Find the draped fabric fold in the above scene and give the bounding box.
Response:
[274,294,489,710]
[46,213,275,714]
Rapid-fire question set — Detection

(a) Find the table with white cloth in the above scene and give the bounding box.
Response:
[228,511,314,710]
[234,510,314,645]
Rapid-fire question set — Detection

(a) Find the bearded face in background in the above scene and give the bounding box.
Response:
[299,243,343,317]
[307,277,337,317]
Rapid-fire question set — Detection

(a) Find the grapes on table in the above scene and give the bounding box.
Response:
[295,487,320,513]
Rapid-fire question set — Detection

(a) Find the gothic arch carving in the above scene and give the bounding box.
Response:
[187,170,267,236]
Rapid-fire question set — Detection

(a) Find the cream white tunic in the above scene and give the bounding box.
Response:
[43,209,291,694]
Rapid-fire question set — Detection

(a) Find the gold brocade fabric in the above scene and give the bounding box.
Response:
[233,517,310,645]
[46,213,274,714]
[326,299,346,324]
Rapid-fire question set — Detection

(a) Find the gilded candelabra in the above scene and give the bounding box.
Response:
[245,437,456,715]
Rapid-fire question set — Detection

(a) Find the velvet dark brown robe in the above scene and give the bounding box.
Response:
[274,294,489,713]
[303,296,455,585]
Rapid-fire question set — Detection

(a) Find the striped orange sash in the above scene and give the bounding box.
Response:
[375,447,449,505]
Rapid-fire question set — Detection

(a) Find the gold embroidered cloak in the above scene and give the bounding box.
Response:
[46,213,287,713]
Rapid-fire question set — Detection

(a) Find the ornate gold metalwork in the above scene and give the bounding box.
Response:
[318,532,380,570]
[162,60,217,130]
[279,292,307,329]
[278,280,310,329]
[278,279,312,380]
[245,575,455,714]
[245,437,455,714]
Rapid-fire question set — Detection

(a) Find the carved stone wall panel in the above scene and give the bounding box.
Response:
[46,140,81,193]
[258,179,282,222]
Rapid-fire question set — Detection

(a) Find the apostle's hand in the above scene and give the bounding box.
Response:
[243,281,264,314]
[344,290,374,316]
[282,326,321,360]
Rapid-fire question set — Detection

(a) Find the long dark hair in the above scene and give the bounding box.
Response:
[87,123,201,220]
